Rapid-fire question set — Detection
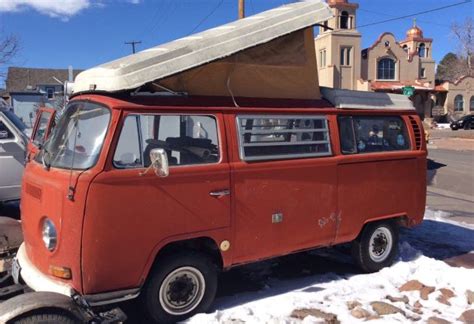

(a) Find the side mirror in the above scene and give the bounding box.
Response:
[149,148,169,177]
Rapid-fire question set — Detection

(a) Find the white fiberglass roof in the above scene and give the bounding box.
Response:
[73,0,332,94]
[321,87,415,111]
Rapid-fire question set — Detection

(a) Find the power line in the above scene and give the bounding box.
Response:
[358,0,471,28]
[189,0,224,35]
[358,8,451,28]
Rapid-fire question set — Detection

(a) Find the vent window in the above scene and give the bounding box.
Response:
[236,115,332,161]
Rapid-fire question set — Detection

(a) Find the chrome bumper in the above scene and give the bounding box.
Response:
[16,243,74,297]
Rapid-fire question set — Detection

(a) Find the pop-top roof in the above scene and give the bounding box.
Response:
[73,0,332,95]
[321,87,415,110]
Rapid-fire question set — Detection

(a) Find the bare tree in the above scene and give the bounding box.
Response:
[0,32,20,78]
[451,17,474,75]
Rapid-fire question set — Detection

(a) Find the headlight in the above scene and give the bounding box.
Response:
[42,218,57,251]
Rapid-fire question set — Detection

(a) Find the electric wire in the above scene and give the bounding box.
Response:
[189,0,225,35]
[358,0,471,28]
[358,9,452,28]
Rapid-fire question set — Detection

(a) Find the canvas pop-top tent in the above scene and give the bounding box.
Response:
[73,1,333,100]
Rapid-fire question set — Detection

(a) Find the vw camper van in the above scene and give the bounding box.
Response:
[2,2,426,323]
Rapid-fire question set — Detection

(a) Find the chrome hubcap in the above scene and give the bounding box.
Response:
[159,266,205,315]
[368,227,393,263]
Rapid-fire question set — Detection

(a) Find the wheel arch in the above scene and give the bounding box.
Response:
[142,236,224,285]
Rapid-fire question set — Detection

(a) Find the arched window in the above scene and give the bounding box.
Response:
[418,43,426,57]
[470,96,474,111]
[340,11,349,29]
[454,95,464,112]
[402,45,408,53]
[377,58,396,80]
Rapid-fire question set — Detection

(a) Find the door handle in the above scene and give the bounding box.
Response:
[209,189,230,197]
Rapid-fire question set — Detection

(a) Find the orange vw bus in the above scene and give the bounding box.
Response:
[1,2,426,323]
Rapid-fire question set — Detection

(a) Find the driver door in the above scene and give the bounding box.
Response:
[27,107,56,158]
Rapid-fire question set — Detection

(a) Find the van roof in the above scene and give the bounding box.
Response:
[321,87,415,111]
[72,1,332,95]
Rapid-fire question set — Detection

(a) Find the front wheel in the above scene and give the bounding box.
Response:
[142,252,218,323]
[14,313,77,324]
[351,221,399,273]
[464,122,471,130]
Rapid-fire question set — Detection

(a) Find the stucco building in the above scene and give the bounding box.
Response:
[314,0,472,119]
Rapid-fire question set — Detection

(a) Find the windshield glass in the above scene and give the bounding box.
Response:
[4,110,27,133]
[36,101,110,170]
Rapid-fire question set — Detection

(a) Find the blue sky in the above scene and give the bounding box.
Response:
[0,0,472,83]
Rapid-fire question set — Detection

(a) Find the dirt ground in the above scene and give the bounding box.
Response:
[428,129,474,151]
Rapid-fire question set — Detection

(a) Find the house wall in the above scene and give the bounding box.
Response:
[444,77,474,117]
[362,33,421,83]
[11,94,50,128]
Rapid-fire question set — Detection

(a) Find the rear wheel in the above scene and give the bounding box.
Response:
[142,252,218,323]
[351,221,398,272]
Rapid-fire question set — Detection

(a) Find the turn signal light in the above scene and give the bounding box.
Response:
[49,265,72,280]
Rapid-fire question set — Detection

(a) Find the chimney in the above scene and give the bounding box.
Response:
[68,65,73,82]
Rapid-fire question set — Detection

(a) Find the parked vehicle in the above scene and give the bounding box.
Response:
[0,102,28,203]
[1,2,426,323]
[0,103,55,204]
[450,114,474,130]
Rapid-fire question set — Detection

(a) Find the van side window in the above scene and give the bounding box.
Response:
[114,115,142,168]
[338,116,410,154]
[236,115,331,161]
[113,114,220,168]
[0,120,14,140]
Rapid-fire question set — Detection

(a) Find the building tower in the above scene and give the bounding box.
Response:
[399,20,435,86]
[315,0,362,90]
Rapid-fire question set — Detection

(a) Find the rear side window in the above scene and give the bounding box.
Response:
[236,115,331,161]
[338,116,410,154]
[114,114,220,168]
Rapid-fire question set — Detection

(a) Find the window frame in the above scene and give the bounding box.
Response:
[420,67,426,79]
[470,96,474,111]
[319,48,326,68]
[236,114,332,162]
[377,57,396,80]
[418,43,426,58]
[337,115,412,155]
[340,47,352,66]
[45,86,55,99]
[112,112,222,170]
[454,95,464,112]
[340,11,349,29]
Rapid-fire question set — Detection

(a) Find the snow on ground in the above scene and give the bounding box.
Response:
[435,123,452,130]
[188,208,474,323]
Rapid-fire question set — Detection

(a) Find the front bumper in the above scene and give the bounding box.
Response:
[16,243,74,297]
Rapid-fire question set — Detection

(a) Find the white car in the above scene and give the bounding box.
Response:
[0,105,29,203]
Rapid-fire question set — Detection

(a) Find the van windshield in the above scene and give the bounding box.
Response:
[37,101,110,170]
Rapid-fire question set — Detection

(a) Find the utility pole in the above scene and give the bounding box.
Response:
[238,0,245,19]
[125,40,142,54]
